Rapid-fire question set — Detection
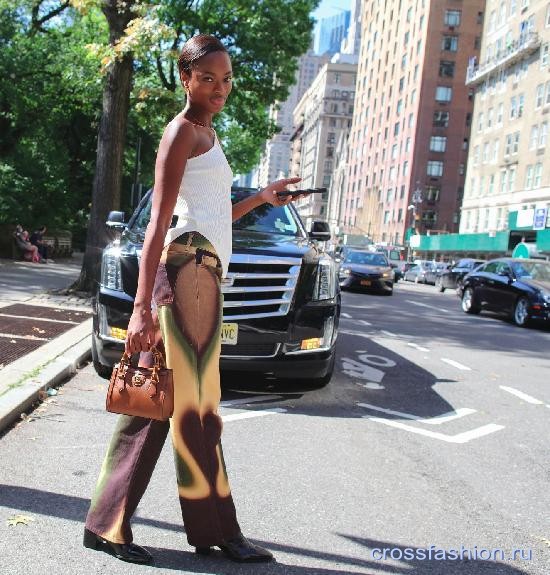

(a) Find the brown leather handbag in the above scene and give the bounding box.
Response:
[106,346,174,421]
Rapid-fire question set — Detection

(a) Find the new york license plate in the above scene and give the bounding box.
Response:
[221,322,238,345]
[360,279,372,286]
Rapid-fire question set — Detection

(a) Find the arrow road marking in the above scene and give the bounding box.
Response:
[358,403,476,425]
[499,386,545,405]
[366,418,504,444]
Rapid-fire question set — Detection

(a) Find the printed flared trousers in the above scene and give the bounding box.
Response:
[85,232,241,547]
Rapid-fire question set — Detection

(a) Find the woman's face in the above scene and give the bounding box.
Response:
[182,51,233,114]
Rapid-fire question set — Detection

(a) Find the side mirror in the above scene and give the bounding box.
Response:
[106,211,126,231]
[309,220,331,241]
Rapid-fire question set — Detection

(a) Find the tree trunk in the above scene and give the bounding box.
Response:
[74,0,135,293]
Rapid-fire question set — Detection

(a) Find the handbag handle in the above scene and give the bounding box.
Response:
[118,346,165,386]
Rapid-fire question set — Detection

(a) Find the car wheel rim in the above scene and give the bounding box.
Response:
[515,300,528,324]
[463,289,472,311]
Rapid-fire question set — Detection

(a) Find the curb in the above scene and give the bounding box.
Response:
[0,318,93,434]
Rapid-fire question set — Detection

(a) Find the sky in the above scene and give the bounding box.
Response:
[312,0,351,22]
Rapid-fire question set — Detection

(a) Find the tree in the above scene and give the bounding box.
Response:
[74,0,318,292]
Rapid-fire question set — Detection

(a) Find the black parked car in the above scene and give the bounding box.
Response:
[93,188,341,386]
[460,258,550,327]
[338,250,394,295]
[436,258,485,293]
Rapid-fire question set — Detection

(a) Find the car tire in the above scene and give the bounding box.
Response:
[92,336,113,379]
[436,277,445,293]
[461,287,480,314]
[513,297,530,327]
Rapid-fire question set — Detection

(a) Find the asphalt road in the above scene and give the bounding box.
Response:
[0,281,548,575]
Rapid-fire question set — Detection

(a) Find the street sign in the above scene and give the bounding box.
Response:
[533,207,547,230]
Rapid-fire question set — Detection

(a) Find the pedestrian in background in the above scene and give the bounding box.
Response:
[30,225,53,263]
[83,34,303,565]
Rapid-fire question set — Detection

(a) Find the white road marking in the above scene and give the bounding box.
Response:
[441,358,471,371]
[366,418,504,443]
[222,408,286,422]
[407,342,430,352]
[341,312,353,318]
[359,319,372,326]
[355,382,385,390]
[380,330,397,337]
[342,357,384,382]
[357,403,476,425]
[499,386,545,405]
[339,329,372,339]
[220,395,283,407]
[406,300,450,314]
[344,304,370,309]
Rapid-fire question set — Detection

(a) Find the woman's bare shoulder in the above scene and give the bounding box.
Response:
[161,114,198,154]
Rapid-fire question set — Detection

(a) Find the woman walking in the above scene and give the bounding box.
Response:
[83,34,302,564]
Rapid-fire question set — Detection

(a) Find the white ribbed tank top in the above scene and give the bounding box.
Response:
[164,134,233,277]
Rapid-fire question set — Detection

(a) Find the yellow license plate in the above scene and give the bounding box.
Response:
[360,279,372,286]
[221,322,238,345]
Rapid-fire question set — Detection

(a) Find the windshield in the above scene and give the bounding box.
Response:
[129,189,304,237]
[231,190,302,236]
[345,251,389,266]
[511,261,550,281]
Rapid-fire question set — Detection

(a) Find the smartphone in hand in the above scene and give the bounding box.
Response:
[276,187,327,198]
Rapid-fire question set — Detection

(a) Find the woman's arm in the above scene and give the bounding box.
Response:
[126,120,196,354]
[231,177,302,222]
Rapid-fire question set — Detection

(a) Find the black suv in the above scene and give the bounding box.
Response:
[92,188,341,386]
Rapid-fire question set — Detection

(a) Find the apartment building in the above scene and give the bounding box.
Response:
[461,0,550,234]
[343,0,484,245]
[289,61,357,229]
[257,49,328,187]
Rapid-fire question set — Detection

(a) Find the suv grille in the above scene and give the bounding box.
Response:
[222,254,302,320]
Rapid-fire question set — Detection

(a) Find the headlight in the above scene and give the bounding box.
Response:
[101,247,123,290]
[541,291,550,304]
[382,271,392,278]
[313,256,337,300]
[339,267,351,276]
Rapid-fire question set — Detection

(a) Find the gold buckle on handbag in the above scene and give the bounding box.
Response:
[132,373,146,386]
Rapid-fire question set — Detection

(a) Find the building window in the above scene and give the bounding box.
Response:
[405,137,411,153]
[445,10,461,26]
[525,164,534,189]
[539,122,548,148]
[497,103,504,125]
[541,43,549,68]
[327,132,336,144]
[391,144,398,159]
[482,142,490,163]
[430,136,447,152]
[536,83,545,108]
[427,161,444,177]
[439,60,455,77]
[478,112,484,131]
[394,122,400,136]
[433,111,450,127]
[425,186,440,201]
[487,107,494,128]
[508,167,516,192]
[442,36,458,51]
[492,139,500,163]
[500,171,507,194]
[534,162,543,187]
[546,80,550,106]
[403,160,409,176]
[435,86,453,102]
[473,145,480,165]
[489,174,495,195]
[530,125,539,150]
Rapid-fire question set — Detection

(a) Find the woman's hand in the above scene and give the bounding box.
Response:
[125,306,155,354]
[259,177,303,207]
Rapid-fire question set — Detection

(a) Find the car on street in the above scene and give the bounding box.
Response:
[403,261,433,283]
[338,250,394,295]
[424,262,451,286]
[92,187,341,386]
[436,258,486,292]
[460,258,550,327]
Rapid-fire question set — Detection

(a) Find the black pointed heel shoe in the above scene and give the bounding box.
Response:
[83,528,153,564]
[218,533,273,563]
[195,546,213,555]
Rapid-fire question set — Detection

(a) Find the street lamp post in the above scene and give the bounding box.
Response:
[406,182,423,261]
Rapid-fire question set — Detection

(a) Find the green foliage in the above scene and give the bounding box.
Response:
[0,0,318,238]
[0,2,104,244]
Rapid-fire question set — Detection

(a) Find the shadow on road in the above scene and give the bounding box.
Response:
[0,485,533,574]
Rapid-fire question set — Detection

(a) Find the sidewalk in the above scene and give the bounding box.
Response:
[0,255,93,434]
